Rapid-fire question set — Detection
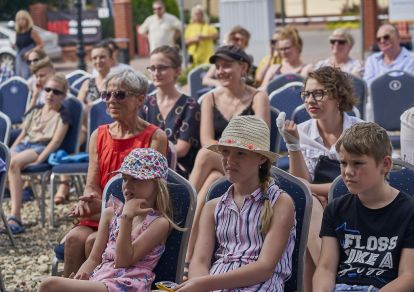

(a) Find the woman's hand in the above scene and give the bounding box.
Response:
[276,112,300,151]
[122,198,153,219]
[174,278,207,292]
[68,193,102,218]
[69,271,90,280]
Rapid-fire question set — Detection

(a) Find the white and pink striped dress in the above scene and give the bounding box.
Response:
[209,179,296,292]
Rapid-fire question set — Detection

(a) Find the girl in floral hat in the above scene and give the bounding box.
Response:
[39,148,181,292]
[176,115,296,292]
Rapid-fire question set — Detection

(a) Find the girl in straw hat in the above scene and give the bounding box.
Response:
[176,116,295,292]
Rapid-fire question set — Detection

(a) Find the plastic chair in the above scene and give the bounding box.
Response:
[0,265,5,292]
[0,112,11,146]
[348,74,367,119]
[291,104,361,125]
[0,76,30,124]
[22,97,83,227]
[328,159,414,202]
[265,73,304,95]
[270,106,281,153]
[65,70,90,87]
[188,64,211,99]
[69,75,90,96]
[206,166,312,292]
[0,142,14,247]
[370,70,414,148]
[167,141,177,171]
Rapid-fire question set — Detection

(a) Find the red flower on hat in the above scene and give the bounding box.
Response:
[246,144,255,150]
[225,139,234,144]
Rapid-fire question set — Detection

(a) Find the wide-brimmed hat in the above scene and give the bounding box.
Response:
[207,115,279,162]
[209,45,252,68]
[112,148,168,180]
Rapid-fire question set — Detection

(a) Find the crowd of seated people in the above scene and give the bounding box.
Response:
[2,14,414,292]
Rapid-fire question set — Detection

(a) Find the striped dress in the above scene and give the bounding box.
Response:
[209,179,296,292]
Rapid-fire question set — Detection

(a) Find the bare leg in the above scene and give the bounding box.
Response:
[8,150,38,221]
[185,170,224,264]
[38,276,107,292]
[85,232,98,258]
[64,226,95,277]
[54,175,71,204]
[189,149,222,192]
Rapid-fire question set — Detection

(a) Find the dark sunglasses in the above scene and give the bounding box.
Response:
[27,58,39,65]
[100,90,133,101]
[376,34,391,42]
[270,39,277,46]
[44,87,65,96]
[330,39,347,45]
[153,7,163,11]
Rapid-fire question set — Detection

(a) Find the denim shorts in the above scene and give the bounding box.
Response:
[335,284,379,291]
[12,141,46,155]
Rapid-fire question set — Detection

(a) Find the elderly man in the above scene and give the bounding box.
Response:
[364,23,414,121]
[139,0,181,52]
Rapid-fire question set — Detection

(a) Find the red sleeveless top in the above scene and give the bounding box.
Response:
[97,123,158,191]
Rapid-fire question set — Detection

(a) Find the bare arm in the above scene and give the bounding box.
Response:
[150,128,168,157]
[11,127,27,149]
[259,64,279,91]
[312,236,340,291]
[251,90,270,126]
[35,121,69,163]
[202,66,221,88]
[199,93,216,146]
[76,79,90,105]
[175,139,192,158]
[379,248,414,292]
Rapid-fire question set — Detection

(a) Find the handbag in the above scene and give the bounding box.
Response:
[313,155,341,184]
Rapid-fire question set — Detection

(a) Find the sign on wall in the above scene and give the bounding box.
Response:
[389,0,414,21]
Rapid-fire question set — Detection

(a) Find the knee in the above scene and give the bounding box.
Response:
[85,233,97,256]
[9,158,22,172]
[38,277,60,292]
[194,148,215,165]
[65,229,87,251]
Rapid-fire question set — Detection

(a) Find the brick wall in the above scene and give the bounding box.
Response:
[29,3,48,29]
[113,0,134,59]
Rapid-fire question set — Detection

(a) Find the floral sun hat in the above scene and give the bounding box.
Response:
[207,115,279,163]
[112,148,168,180]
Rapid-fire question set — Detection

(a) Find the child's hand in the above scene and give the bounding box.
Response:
[276,112,301,151]
[122,198,154,219]
[69,271,90,280]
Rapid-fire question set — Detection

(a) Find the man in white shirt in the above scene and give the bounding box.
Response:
[138,0,181,52]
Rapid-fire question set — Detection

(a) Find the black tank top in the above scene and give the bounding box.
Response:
[16,28,35,51]
[212,91,258,140]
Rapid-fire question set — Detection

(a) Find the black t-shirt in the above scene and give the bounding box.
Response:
[320,192,414,288]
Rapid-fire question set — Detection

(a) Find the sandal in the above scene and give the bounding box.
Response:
[22,186,34,203]
[182,261,190,282]
[5,216,25,234]
[54,180,71,205]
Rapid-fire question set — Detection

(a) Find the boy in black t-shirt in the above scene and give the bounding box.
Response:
[313,122,414,291]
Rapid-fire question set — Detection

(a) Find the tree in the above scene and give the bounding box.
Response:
[0,0,69,21]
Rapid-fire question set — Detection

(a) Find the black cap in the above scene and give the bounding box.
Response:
[209,45,252,67]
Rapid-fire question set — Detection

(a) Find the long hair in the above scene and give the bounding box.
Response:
[154,178,185,231]
[15,10,34,32]
[258,159,273,235]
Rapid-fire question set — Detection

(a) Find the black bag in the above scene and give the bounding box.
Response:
[313,155,341,184]
[188,54,194,64]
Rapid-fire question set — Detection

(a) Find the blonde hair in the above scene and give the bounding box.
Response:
[154,178,185,231]
[30,56,54,74]
[258,160,273,235]
[15,10,34,33]
[190,4,209,23]
[46,73,69,96]
[277,26,303,53]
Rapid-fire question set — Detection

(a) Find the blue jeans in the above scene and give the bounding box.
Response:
[335,284,379,291]
[12,141,46,155]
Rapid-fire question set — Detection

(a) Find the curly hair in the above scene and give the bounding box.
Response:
[305,66,357,112]
[277,26,303,53]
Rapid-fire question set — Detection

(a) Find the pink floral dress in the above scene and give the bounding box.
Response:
[89,196,165,291]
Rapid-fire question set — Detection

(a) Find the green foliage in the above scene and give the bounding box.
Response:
[326,21,360,30]
[101,17,114,39]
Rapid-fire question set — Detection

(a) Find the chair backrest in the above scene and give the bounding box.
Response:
[167,140,177,171]
[101,170,196,286]
[70,75,90,96]
[0,142,10,203]
[291,104,361,125]
[0,76,30,124]
[348,74,367,119]
[265,74,304,95]
[188,64,211,99]
[65,70,90,86]
[270,106,281,152]
[328,159,414,202]
[88,99,113,136]
[269,81,304,119]
[370,70,414,131]
[206,166,312,292]
[0,111,11,145]
[60,97,84,154]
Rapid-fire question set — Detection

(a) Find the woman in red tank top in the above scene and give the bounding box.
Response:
[63,69,168,277]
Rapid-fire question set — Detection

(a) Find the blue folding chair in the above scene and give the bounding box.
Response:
[348,74,367,119]
[69,75,90,96]
[370,70,414,149]
[188,64,211,99]
[328,159,414,202]
[206,166,312,292]
[0,76,29,125]
[22,97,83,227]
[65,70,90,87]
[291,104,361,125]
[265,73,304,95]
[0,112,11,146]
[270,106,281,153]
[0,142,14,247]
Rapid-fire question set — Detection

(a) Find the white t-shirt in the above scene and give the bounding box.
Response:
[139,13,181,51]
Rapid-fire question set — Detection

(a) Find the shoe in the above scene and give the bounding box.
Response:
[54,180,70,205]
[22,187,34,203]
[6,216,25,234]
[54,243,65,261]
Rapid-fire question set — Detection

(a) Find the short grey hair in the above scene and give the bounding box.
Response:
[104,69,149,95]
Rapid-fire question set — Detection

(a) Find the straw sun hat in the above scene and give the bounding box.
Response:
[207,115,279,163]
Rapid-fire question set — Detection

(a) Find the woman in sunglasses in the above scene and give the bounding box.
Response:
[277,66,362,291]
[6,73,70,235]
[255,29,281,86]
[63,69,168,278]
[260,26,312,90]
[140,45,200,178]
[314,28,363,77]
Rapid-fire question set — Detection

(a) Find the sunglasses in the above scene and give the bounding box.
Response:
[270,39,277,46]
[44,87,65,96]
[153,7,163,11]
[330,39,347,45]
[100,90,134,101]
[27,58,39,65]
[376,34,391,42]
[300,89,328,102]
[146,65,173,73]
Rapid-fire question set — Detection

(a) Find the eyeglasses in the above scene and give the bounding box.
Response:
[300,89,328,102]
[153,6,163,11]
[101,90,133,101]
[376,34,391,42]
[330,39,347,45]
[277,46,292,52]
[27,58,39,65]
[270,39,277,46]
[44,87,65,96]
[146,65,173,73]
